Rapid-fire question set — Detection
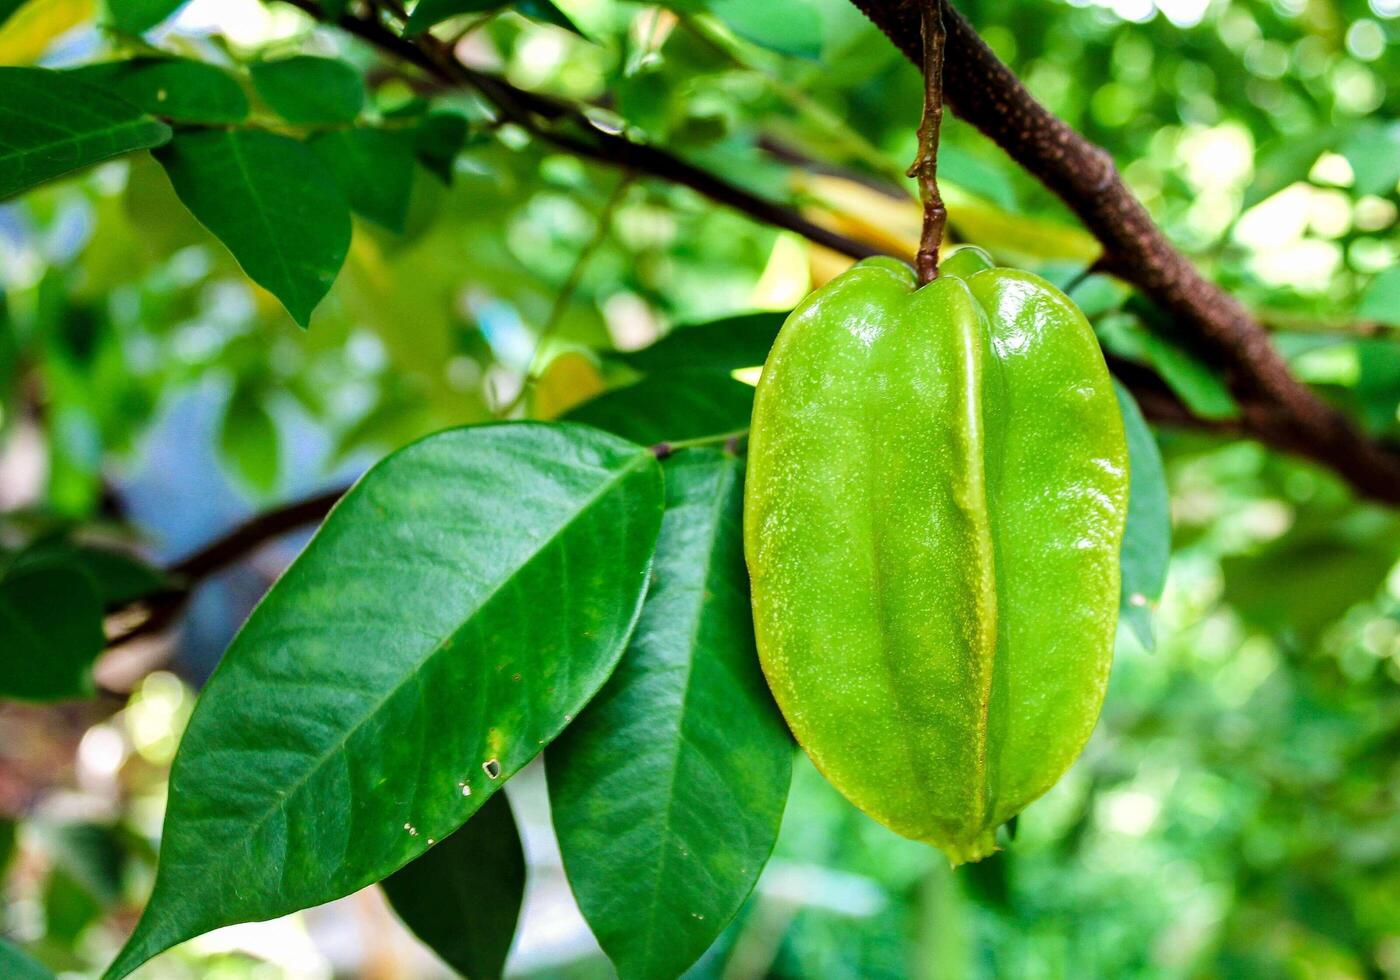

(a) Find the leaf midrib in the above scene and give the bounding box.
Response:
[635,461,735,974]
[182,449,652,896]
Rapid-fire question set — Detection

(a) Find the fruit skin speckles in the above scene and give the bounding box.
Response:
[744,247,1129,865]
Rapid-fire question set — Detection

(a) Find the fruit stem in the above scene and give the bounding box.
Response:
[907,0,948,286]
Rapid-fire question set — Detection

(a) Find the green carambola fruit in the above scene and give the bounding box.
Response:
[744,248,1129,864]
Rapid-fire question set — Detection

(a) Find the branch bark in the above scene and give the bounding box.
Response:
[106,485,350,648]
[279,0,1400,503]
[847,0,1400,502]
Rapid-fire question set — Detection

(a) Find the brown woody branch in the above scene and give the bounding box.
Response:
[848,0,1400,502]
[280,0,1399,503]
[106,485,350,648]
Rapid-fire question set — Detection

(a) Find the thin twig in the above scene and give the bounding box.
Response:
[907,0,947,285]
[847,0,1400,503]
[497,174,633,417]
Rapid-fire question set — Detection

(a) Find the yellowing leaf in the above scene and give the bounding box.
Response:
[794,173,1100,283]
[532,350,605,419]
[0,0,92,65]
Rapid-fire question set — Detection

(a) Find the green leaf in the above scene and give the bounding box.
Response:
[1340,122,1400,197]
[564,369,755,444]
[0,67,170,201]
[104,422,664,980]
[1221,511,1399,646]
[0,0,28,28]
[11,541,168,606]
[1097,306,1239,421]
[382,790,525,978]
[405,0,583,37]
[218,383,280,495]
[68,58,249,125]
[1139,331,1238,420]
[548,449,792,980]
[705,0,823,59]
[0,561,104,702]
[0,939,54,980]
[106,0,186,33]
[249,56,364,125]
[309,128,415,233]
[412,111,470,184]
[1357,268,1400,328]
[618,312,785,375]
[154,129,351,327]
[1113,382,1170,651]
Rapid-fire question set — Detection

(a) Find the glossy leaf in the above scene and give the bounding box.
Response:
[309,128,415,233]
[250,56,364,125]
[1114,382,1170,651]
[618,312,785,375]
[0,561,104,701]
[104,422,664,979]
[154,129,351,327]
[382,790,525,978]
[564,369,755,445]
[405,0,583,37]
[549,449,792,980]
[68,58,248,124]
[106,0,184,32]
[0,67,170,201]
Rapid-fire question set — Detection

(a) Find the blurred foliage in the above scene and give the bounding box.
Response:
[0,0,1397,976]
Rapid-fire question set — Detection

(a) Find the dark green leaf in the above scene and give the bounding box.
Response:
[106,0,187,33]
[549,449,791,980]
[0,562,104,702]
[0,0,28,28]
[0,818,15,875]
[0,939,53,980]
[618,312,785,375]
[44,868,102,943]
[382,790,525,978]
[104,422,664,979]
[405,0,583,37]
[309,128,415,233]
[705,0,824,59]
[1221,513,1399,646]
[250,56,364,125]
[218,384,280,495]
[565,370,755,444]
[68,58,249,125]
[413,111,470,184]
[0,67,170,201]
[154,129,351,327]
[11,541,168,606]
[1114,382,1170,651]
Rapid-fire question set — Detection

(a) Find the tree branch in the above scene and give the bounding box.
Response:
[279,0,1400,503]
[106,485,350,648]
[846,0,1400,503]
